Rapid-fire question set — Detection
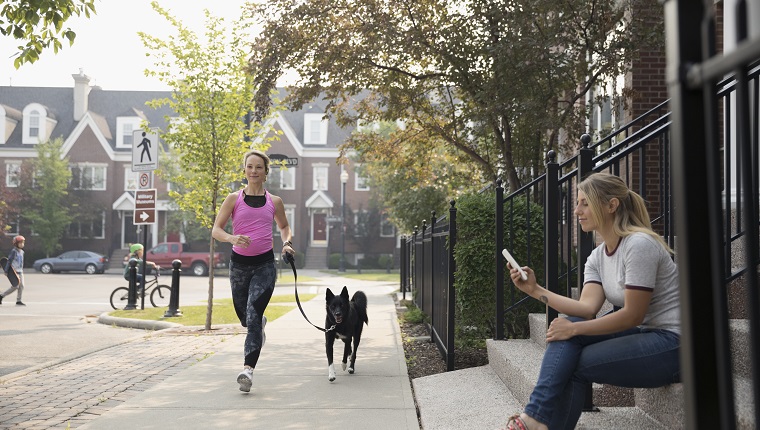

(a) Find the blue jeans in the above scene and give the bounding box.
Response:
[524,317,680,429]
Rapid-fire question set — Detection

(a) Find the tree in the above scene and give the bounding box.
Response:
[250,0,662,192]
[141,1,276,330]
[1,0,96,68]
[22,138,72,257]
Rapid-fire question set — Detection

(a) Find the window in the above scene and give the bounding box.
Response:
[124,168,139,190]
[116,117,142,148]
[304,113,328,145]
[313,165,328,191]
[5,161,21,187]
[29,111,39,137]
[6,216,19,235]
[71,164,107,190]
[68,212,105,239]
[274,206,295,237]
[22,103,51,144]
[355,169,369,191]
[380,212,395,237]
[273,166,296,190]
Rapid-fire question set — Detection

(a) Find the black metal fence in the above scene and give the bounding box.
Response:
[399,202,457,370]
[666,1,760,428]
[495,100,673,339]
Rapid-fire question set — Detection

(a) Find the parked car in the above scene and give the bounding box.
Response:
[124,242,225,276]
[33,251,109,274]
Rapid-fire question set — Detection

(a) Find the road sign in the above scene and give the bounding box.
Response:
[269,153,299,167]
[134,189,157,225]
[132,129,159,172]
[138,172,152,189]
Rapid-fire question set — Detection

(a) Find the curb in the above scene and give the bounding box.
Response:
[97,312,183,331]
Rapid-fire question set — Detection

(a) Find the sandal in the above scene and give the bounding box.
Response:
[506,414,528,430]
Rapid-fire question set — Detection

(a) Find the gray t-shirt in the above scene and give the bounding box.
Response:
[584,232,680,334]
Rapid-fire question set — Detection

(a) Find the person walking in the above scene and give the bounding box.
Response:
[1,235,27,306]
[212,149,294,393]
[504,172,681,430]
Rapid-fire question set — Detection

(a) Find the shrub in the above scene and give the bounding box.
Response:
[453,191,545,342]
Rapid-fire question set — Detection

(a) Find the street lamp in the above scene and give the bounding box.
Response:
[339,169,349,273]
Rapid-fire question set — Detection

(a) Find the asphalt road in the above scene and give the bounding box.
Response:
[0,269,235,377]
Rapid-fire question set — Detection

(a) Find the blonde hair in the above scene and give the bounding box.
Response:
[243,149,270,175]
[578,172,673,254]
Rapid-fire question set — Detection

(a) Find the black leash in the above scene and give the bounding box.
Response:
[284,253,335,333]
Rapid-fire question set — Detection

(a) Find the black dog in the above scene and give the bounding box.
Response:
[325,286,368,382]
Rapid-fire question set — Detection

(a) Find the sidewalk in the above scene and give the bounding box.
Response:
[0,273,419,430]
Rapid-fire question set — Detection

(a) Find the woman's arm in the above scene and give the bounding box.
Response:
[271,195,293,254]
[546,288,653,341]
[509,266,606,320]
[212,192,250,247]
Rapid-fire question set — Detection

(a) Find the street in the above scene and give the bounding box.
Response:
[0,270,235,378]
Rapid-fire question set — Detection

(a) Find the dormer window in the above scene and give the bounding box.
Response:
[304,113,328,145]
[116,117,142,148]
[29,111,40,137]
[22,103,54,144]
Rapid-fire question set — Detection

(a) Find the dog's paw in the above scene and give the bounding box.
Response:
[328,364,336,382]
[341,361,347,371]
[348,366,355,374]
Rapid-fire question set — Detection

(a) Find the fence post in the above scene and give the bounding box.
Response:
[577,134,598,412]
[430,213,437,342]
[577,134,595,296]
[446,200,457,371]
[545,151,559,326]
[495,179,505,340]
[400,235,407,300]
[164,259,183,317]
[125,259,138,310]
[412,227,418,308]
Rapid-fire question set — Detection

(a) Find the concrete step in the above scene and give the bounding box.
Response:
[413,362,668,429]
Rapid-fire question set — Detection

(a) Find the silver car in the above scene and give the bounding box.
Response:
[33,251,109,274]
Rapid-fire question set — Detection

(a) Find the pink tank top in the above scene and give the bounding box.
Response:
[231,190,275,257]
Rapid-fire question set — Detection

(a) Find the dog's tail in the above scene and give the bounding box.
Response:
[351,291,369,325]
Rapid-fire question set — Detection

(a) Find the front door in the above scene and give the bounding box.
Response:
[312,213,327,245]
[124,212,138,246]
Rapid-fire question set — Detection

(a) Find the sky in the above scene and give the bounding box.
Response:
[0,0,255,91]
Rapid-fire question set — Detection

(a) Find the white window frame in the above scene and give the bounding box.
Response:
[68,211,106,239]
[22,103,47,144]
[274,205,295,237]
[116,117,143,148]
[313,164,328,191]
[124,167,139,190]
[275,166,296,190]
[304,113,328,145]
[71,163,107,190]
[5,216,19,235]
[355,167,370,191]
[5,161,21,187]
[380,212,395,237]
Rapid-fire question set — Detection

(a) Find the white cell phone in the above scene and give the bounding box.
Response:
[502,248,528,281]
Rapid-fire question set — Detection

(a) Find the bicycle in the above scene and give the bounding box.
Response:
[110,271,171,310]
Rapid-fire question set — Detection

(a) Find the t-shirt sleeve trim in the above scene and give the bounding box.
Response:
[626,284,654,292]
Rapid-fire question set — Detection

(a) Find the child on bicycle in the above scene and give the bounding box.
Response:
[123,244,160,292]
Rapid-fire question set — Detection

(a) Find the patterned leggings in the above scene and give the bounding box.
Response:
[229,260,276,368]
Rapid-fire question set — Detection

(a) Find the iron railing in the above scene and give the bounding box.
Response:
[400,202,457,370]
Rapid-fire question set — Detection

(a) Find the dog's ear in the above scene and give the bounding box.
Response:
[340,286,349,300]
[326,288,334,302]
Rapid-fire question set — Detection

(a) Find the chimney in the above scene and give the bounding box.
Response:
[72,68,91,121]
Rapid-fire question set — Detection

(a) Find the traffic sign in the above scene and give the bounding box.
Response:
[138,172,152,189]
[132,129,159,172]
[134,209,156,224]
[134,189,157,225]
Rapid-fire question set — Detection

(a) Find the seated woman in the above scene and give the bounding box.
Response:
[505,172,681,430]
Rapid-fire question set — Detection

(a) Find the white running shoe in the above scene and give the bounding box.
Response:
[237,367,253,392]
[262,315,267,347]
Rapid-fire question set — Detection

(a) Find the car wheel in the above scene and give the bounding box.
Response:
[85,264,97,275]
[191,262,208,276]
[40,263,53,274]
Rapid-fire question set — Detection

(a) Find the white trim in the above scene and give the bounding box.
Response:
[304,190,334,209]
[61,112,117,159]
[303,113,328,145]
[116,117,143,148]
